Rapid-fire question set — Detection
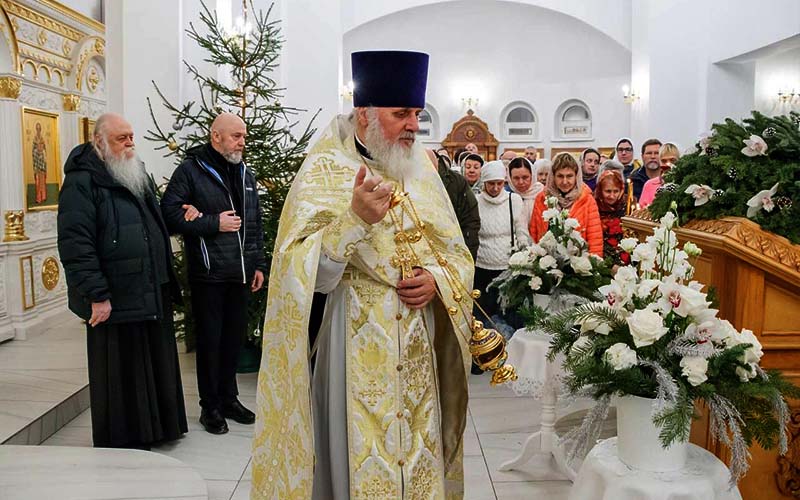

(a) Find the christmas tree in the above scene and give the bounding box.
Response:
[146,1,317,350]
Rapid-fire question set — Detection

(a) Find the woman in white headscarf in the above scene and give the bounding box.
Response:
[507,157,544,231]
[474,161,531,327]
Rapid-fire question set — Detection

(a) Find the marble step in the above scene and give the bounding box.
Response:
[0,445,208,500]
[0,318,89,445]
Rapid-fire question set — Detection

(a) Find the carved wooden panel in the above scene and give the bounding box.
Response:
[776,408,800,498]
[441,110,499,161]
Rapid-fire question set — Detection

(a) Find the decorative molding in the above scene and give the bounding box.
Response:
[3,210,28,241]
[74,36,103,91]
[27,0,104,34]
[0,256,6,317]
[76,95,104,119]
[19,83,60,110]
[776,408,800,497]
[40,255,59,291]
[0,75,21,98]
[24,210,56,236]
[623,213,800,282]
[2,1,86,42]
[61,92,79,111]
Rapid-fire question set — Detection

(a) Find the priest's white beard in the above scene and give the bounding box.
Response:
[363,109,423,182]
[98,142,149,198]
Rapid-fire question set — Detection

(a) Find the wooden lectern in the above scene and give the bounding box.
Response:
[623,211,800,500]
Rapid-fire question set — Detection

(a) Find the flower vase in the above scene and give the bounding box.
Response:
[615,395,688,472]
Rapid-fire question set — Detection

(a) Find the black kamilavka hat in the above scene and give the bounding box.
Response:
[351,51,429,108]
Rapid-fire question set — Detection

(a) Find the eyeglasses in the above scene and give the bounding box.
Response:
[616,147,633,153]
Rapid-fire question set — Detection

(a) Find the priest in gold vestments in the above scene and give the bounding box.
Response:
[251,51,473,499]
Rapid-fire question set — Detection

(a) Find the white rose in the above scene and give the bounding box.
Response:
[736,329,763,364]
[570,336,594,356]
[680,356,709,386]
[604,343,638,371]
[539,231,557,250]
[530,244,547,257]
[570,255,593,276]
[508,251,528,267]
[578,316,610,335]
[564,218,580,231]
[542,208,560,222]
[539,255,557,270]
[632,243,657,265]
[660,212,677,229]
[627,309,669,347]
[529,276,542,291]
[683,242,702,257]
[620,237,639,253]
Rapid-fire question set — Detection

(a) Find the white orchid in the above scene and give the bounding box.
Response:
[656,277,709,318]
[684,184,715,206]
[741,134,768,157]
[542,208,561,222]
[746,182,780,218]
[564,218,580,231]
[697,131,713,154]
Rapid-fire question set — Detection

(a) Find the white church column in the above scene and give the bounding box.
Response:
[61,94,82,162]
[0,76,24,214]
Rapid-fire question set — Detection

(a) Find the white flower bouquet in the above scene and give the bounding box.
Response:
[492,197,612,324]
[545,209,800,484]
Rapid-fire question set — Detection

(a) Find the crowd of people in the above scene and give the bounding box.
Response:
[54,48,684,498]
[429,136,681,340]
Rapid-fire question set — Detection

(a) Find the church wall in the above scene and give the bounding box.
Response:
[340,0,632,52]
[631,0,800,153]
[342,0,632,157]
[754,45,800,118]
[61,0,102,22]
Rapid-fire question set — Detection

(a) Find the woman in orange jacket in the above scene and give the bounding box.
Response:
[529,153,604,256]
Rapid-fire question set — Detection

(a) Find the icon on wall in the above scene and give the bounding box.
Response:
[22,108,61,211]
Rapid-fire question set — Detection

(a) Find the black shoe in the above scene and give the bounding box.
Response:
[221,399,256,424]
[200,408,229,434]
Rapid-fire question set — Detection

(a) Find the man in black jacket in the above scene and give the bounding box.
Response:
[432,151,480,260]
[57,113,187,449]
[161,113,266,435]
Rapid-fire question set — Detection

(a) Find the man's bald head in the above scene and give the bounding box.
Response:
[93,113,135,161]
[210,113,246,164]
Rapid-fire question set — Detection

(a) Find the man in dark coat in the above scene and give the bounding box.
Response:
[433,151,480,260]
[160,113,266,435]
[57,113,187,450]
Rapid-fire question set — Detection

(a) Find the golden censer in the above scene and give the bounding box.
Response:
[385,185,517,386]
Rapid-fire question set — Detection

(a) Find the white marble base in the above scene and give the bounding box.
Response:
[0,445,208,500]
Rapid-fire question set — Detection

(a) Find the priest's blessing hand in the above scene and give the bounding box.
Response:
[351,165,393,225]
[397,268,437,309]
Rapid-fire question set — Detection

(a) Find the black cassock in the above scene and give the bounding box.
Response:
[86,195,187,448]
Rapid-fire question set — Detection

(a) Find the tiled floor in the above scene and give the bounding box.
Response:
[44,355,583,500]
[10,317,595,499]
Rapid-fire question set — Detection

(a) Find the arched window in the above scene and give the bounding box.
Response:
[555,100,592,139]
[502,102,538,140]
[417,104,439,139]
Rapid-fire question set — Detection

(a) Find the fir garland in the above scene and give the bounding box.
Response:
[649,111,800,244]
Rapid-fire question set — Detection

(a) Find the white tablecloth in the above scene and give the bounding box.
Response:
[569,437,742,500]
[506,328,566,399]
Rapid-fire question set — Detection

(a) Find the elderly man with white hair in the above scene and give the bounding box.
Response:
[57,113,188,450]
[251,50,474,499]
